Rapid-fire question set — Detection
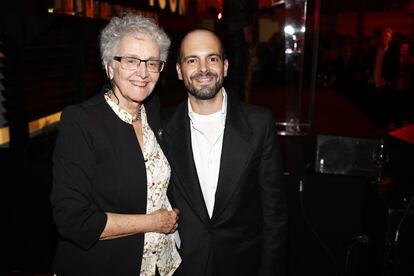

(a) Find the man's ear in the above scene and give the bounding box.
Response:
[223,59,229,77]
[176,63,183,80]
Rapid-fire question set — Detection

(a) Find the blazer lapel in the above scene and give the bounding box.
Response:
[212,96,253,221]
[144,93,168,153]
[165,103,211,225]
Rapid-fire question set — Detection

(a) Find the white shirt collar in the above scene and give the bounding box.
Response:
[104,91,144,124]
[187,88,227,126]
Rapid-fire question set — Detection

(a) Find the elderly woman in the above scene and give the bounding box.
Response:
[50,13,181,276]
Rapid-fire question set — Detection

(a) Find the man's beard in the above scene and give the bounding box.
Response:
[184,71,223,100]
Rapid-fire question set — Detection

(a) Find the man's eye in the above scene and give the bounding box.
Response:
[209,57,220,63]
[186,58,196,64]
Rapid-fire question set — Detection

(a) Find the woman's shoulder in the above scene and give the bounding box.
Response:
[61,92,107,123]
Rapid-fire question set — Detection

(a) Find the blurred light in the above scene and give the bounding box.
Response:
[28,111,62,138]
[301,26,306,32]
[218,12,222,20]
[159,0,167,9]
[272,0,285,6]
[284,25,294,35]
[170,0,177,12]
[0,127,10,146]
[48,8,54,13]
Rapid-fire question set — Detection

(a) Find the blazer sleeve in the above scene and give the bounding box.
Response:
[50,105,107,250]
[258,110,288,276]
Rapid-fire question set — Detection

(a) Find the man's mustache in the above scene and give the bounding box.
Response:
[191,71,218,80]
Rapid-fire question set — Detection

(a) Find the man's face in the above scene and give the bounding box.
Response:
[381,30,392,46]
[176,30,228,100]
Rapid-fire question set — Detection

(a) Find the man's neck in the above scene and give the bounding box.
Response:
[380,42,389,50]
[189,89,224,115]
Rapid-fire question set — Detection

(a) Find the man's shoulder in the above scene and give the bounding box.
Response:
[244,101,272,115]
[244,104,274,129]
[231,97,273,121]
[161,101,187,124]
[160,105,176,119]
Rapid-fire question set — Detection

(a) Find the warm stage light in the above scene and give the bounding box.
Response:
[272,0,285,6]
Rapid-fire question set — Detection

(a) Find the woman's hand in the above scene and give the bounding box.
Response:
[149,208,180,234]
[101,208,180,239]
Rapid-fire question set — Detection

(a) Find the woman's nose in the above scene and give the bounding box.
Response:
[135,62,149,77]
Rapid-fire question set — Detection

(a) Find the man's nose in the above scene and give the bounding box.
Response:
[198,59,209,72]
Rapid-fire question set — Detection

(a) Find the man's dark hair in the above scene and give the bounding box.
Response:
[176,28,227,64]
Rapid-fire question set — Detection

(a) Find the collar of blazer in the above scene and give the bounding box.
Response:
[164,93,254,224]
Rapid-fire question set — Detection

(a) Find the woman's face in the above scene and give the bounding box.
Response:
[107,33,161,107]
[400,43,410,56]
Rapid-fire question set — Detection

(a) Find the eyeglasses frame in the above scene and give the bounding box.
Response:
[113,56,166,73]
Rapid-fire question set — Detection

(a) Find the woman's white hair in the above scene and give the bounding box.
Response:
[100,13,171,65]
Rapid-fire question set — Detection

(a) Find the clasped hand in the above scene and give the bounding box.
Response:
[150,208,180,234]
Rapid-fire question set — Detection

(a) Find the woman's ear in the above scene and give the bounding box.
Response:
[104,62,114,80]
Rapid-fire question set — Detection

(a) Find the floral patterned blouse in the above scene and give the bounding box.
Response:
[105,92,181,276]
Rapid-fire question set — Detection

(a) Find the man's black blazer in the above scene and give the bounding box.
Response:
[162,93,288,276]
